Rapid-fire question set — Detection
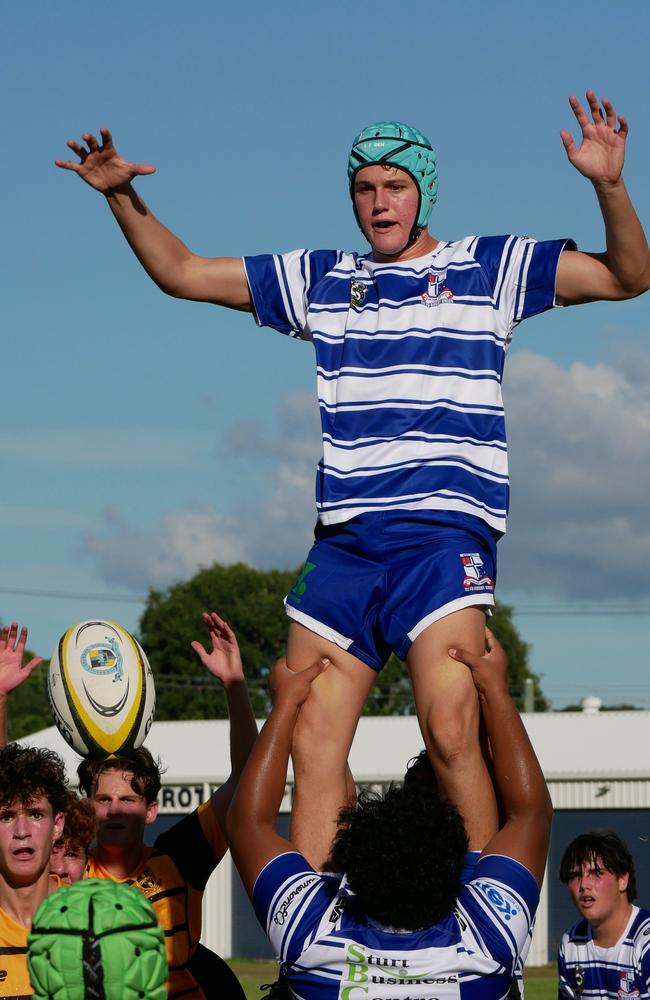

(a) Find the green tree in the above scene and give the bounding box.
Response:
[138,564,547,718]
[6,657,52,742]
[490,602,548,711]
[139,563,297,720]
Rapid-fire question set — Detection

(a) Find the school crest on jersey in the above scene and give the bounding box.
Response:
[135,867,163,896]
[618,971,640,997]
[460,553,493,591]
[421,268,453,307]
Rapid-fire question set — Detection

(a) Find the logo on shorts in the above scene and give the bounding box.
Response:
[421,268,453,306]
[350,280,367,306]
[460,553,493,591]
[289,561,316,605]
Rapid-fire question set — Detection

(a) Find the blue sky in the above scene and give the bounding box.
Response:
[2,0,649,708]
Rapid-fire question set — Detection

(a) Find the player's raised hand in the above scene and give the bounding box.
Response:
[448,628,507,700]
[0,623,43,696]
[560,91,628,186]
[191,611,244,688]
[269,656,329,710]
[55,128,156,194]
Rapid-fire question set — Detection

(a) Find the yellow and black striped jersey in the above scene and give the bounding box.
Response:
[0,875,63,998]
[86,800,225,1000]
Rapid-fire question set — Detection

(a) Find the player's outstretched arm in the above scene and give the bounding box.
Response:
[191,612,258,832]
[226,656,329,897]
[0,623,43,749]
[556,91,650,305]
[449,631,552,886]
[56,128,251,309]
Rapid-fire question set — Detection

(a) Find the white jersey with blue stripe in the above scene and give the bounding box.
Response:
[253,851,539,1000]
[243,235,571,533]
[558,907,650,999]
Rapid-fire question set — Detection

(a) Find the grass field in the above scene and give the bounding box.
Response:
[226,959,558,999]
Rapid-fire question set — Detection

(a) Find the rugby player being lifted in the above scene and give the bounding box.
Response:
[57,91,650,867]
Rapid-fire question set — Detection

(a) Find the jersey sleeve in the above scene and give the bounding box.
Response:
[252,851,338,966]
[471,235,576,327]
[456,854,540,971]
[151,801,225,891]
[557,934,575,999]
[637,914,650,990]
[243,249,340,339]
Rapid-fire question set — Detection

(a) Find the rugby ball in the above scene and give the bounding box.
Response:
[48,620,156,758]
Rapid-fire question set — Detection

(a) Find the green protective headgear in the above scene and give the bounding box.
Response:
[347,120,438,248]
[28,879,168,1000]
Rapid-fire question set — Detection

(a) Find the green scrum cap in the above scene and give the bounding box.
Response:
[347,120,438,243]
[28,879,168,1000]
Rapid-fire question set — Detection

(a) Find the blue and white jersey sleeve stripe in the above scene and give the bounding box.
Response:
[243,249,341,340]
[252,851,337,965]
[457,854,539,967]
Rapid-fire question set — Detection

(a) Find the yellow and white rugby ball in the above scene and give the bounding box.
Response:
[48,620,156,758]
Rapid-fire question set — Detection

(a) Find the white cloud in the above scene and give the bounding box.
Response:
[499,350,650,598]
[82,393,320,588]
[83,506,248,590]
[82,363,650,601]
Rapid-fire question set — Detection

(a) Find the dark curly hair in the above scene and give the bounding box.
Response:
[54,793,97,854]
[77,747,163,804]
[0,743,68,816]
[330,781,468,930]
[560,830,637,902]
[402,749,439,795]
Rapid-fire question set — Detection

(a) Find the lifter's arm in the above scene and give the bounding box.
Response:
[191,612,258,843]
[56,128,251,309]
[450,631,552,886]
[226,656,329,897]
[555,92,650,305]
[0,624,43,749]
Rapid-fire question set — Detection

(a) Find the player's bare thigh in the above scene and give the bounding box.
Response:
[406,605,497,848]
[287,621,376,763]
[287,622,376,864]
[407,606,487,742]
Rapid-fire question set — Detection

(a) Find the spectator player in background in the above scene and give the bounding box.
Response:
[57,91,650,869]
[225,630,552,999]
[49,792,96,885]
[0,743,67,998]
[77,611,255,1000]
[558,830,650,999]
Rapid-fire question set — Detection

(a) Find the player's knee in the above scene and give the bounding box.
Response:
[424,691,480,769]
[291,698,346,776]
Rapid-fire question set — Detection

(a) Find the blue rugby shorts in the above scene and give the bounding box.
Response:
[285,511,496,671]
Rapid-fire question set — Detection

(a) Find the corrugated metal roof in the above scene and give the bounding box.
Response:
[23,709,650,785]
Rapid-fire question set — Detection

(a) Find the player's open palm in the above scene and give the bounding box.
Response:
[561,91,627,185]
[0,623,42,696]
[55,128,156,194]
[191,611,244,688]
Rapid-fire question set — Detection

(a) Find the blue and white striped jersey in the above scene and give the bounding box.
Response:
[558,907,650,999]
[244,236,571,533]
[253,851,539,1000]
